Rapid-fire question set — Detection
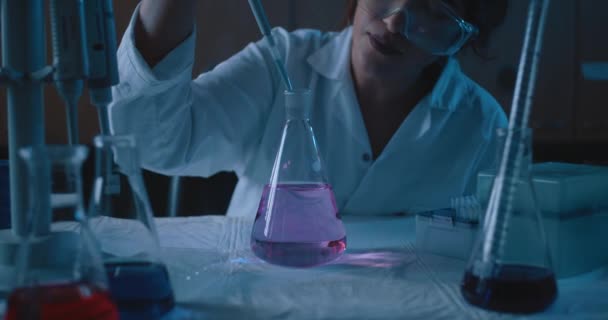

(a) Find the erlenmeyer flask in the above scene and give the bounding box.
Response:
[251,89,346,268]
[461,128,557,313]
[6,145,119,320]
[88,135,174,319]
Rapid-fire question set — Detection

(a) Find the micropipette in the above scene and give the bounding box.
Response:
[247,0,294,92]
[50,0,89,145]
[85,0,120,135]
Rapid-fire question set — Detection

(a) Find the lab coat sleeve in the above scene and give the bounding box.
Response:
[109,6,279,177]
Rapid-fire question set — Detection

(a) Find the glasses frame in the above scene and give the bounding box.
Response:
[360,0,480,55]
[434,0,479,54]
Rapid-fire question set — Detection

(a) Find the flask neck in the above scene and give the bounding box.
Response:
[285,89,312,120]
[94,135,140,176]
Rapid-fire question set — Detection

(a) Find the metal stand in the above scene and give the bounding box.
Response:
[0,0,119,285]
[1,0,48,240]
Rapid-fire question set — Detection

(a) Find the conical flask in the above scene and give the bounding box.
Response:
[88,135,174,319]
[250,89,346,268]
[461,128,557,313]
[6,145,119,320]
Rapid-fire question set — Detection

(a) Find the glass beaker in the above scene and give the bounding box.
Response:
[5,145,118,320]
[461,128,557,313]
[250,89,347,268]
[88,135,174,319]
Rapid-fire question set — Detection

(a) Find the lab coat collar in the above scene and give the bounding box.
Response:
[307,26,466,113]
[427,58,466,112]
[307,27,353,81]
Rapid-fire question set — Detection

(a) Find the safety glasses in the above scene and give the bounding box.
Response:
[360,0,479,55]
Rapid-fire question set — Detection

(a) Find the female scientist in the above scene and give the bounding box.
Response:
[109,0,509,217]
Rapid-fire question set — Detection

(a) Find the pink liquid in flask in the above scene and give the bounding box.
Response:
[5,282,119,320]
[251,183,346,267]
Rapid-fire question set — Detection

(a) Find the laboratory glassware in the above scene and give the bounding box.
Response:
[5,145,119,320]
[251,89,346,268]
[461,128,557,313]
[460,0,554,313]
[88,135,174,319]
[359,0,478,55]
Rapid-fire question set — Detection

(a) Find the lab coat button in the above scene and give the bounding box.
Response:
[362,153,372,162]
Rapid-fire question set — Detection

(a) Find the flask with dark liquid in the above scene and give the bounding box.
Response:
[460,128,557,314]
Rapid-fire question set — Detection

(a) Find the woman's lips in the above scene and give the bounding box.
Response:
[368,34,403,56]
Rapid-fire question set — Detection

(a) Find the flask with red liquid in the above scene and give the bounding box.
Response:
[5,145,118,320]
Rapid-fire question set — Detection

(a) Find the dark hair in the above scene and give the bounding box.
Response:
[343,0,358,26]
[343,0,509,57]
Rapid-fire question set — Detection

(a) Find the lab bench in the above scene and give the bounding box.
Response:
[5,214,599,319]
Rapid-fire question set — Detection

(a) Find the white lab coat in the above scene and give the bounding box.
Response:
[110,9,508,218]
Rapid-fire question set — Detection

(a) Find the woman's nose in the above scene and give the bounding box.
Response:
[382,10,407,34]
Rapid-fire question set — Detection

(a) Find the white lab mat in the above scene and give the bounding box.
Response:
[2,215,606,319]
[149,215,608,320]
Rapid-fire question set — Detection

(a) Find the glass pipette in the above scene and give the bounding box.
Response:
[247,0,294,92]
[480,0,551,271]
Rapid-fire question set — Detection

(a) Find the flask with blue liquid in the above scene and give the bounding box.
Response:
[88,135,174,319]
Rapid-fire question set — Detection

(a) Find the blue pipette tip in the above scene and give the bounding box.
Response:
[248,0,294,92]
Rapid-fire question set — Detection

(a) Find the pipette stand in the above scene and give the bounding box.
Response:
[0,0,119,288]
[0,0,48,262]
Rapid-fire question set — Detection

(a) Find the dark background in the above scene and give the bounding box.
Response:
[1,0,607,217]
